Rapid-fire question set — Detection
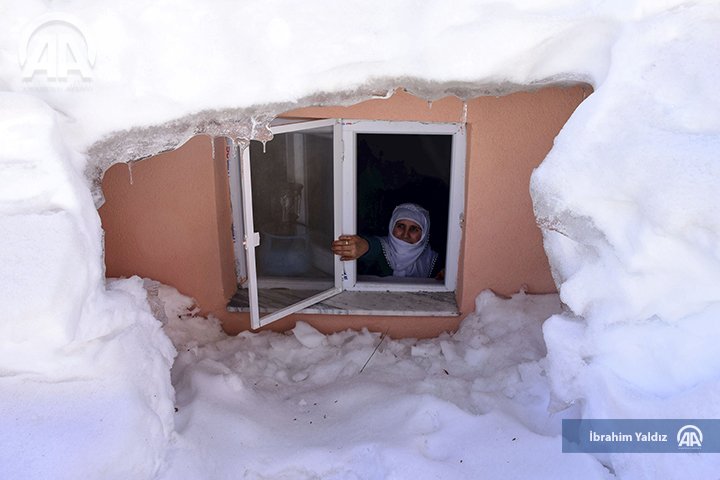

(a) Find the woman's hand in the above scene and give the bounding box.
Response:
[331,235,369,261]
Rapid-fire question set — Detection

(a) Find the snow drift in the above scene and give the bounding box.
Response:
[1,0,720,478]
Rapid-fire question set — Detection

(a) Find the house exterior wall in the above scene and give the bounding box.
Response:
[100,135,237,318]
[99,86,591,338]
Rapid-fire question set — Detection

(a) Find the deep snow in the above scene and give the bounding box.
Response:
[1,0,720,478]
[153,280,610,479]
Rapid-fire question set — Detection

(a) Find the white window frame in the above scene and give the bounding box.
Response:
[231,119,343,329]
[228,118,465,328]
[340,120,466,293]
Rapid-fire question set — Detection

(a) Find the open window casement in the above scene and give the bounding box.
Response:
[230,119,343,329]
[228,118,465,329]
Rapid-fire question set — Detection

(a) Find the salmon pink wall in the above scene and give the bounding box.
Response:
[99,86,591,338]
[281,87,591,316]
[100,135,236,319]
[457,87,592,313]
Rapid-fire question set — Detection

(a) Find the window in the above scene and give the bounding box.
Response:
[340,120,465,293]
[228,119,465,329]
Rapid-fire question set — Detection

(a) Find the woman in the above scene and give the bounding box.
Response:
[331,203,443,279]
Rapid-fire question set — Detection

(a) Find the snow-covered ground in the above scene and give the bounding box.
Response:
[152,280,610,479]
[2,0,720,478]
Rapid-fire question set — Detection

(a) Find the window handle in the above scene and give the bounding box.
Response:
[243,232,261,249]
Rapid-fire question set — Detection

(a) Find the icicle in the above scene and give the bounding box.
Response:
[262,140,267,154]
[427,100,433,110]
[462,102,468,124]
[128,161,134,185]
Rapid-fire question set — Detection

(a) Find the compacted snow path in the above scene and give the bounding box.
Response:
[149,281,611,479]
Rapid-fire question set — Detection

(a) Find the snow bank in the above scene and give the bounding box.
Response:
[158,288,610,479]
[532,0,720,423]
[531,3,720,476]
[4,0,629,201]
[0,95,176,478]
[1,0,720,478]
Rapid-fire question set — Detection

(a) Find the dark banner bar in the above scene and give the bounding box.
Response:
[563,419,720,453]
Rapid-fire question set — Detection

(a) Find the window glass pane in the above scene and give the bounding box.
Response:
[356,133,452,279]
[248,125,335,310]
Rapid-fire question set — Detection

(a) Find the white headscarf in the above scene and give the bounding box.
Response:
[379,203,438,277]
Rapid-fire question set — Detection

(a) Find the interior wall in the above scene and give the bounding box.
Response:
[99,86,591,338]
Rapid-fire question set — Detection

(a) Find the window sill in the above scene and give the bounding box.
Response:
[227,289,459,317]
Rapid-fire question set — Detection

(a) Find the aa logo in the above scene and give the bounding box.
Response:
[18,13,95,82]
[677,425,703,449]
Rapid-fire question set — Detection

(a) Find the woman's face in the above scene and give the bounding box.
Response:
[392,219,422,244]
